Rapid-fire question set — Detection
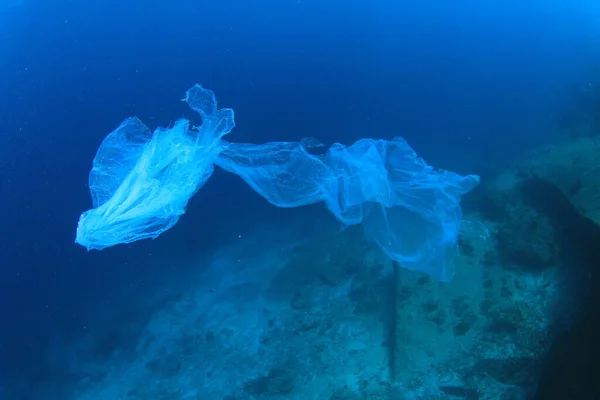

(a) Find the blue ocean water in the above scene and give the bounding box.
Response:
[1,1,600,399]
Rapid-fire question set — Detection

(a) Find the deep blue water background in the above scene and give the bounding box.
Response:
[1,0,600,392]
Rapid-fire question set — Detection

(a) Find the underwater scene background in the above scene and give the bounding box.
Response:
[2,1,600,399]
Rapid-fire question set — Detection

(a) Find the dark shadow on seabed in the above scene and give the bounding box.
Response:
[520,177,600,399]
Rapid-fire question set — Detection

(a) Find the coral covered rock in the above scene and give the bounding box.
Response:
[526,136,600,226]
[485,169,557,270]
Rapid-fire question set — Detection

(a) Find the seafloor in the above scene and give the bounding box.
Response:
[37,135,600,400]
